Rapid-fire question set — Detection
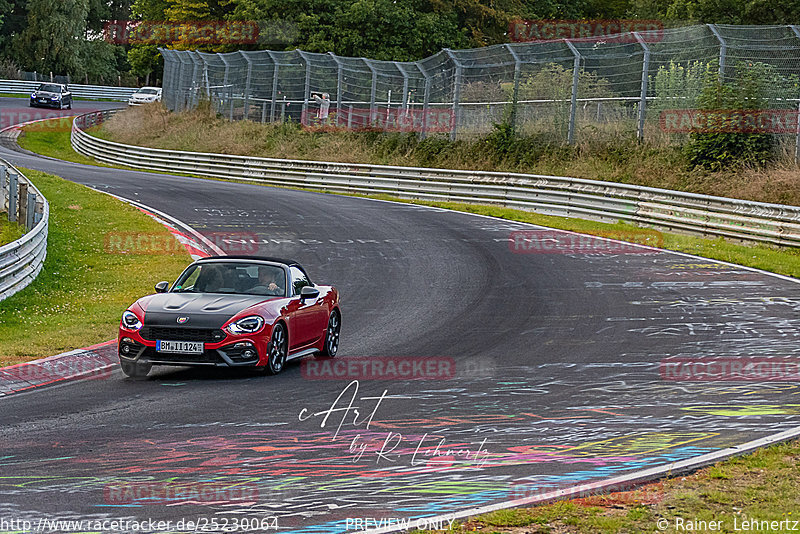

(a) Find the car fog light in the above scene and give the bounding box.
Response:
[122,345,131,354]
[243,349,256,359]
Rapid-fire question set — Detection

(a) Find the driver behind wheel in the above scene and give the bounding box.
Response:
[250,266,285,296]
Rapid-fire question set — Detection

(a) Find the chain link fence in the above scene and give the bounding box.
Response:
[159,24,800,159]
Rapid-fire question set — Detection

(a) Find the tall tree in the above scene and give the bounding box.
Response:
[11,0,89,74]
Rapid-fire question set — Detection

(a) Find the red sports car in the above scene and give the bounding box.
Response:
[118,256,341,379]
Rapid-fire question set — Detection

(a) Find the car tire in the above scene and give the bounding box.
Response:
[318,309,341,358]
[120,360,151,380]
[67,99,72,110]
[265,323,288,375]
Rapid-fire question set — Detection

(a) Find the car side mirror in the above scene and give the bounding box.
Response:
[299,286,320,302]
[155,281,169,293]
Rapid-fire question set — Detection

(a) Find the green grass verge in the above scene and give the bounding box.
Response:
[413,439,800,533]
[0,216,25,245]
[0,167,190,365]
[19,118,800,280]
[17,124,106,166]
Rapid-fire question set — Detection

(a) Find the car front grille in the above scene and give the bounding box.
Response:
[140,326,226,343]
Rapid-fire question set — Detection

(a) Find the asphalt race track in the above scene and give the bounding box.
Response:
[2,97,800,532]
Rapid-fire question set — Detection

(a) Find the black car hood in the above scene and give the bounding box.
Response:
[143,293,269,328]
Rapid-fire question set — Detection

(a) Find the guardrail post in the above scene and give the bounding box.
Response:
[26,191,35,229]
[634,32,651,142]
[443,49,463,141]
[505,44,522,135]
[564,39,581,145]
[241,51,253,120]
[0,165,6,211]
[18,181,28,228]
[34,198,43,225]
[8,171,17,222]
[708,24,727,78]
[330,53,344,127]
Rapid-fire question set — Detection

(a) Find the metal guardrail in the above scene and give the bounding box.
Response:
[72,110,800,248]
[0,79,138,101]
[0,158,49,302]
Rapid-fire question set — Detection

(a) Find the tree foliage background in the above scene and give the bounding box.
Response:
[0,0,797,84]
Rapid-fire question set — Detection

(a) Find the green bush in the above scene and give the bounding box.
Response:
[683,62,779,170]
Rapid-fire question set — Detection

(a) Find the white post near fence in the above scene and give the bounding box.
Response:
[564,39,581,145]
[634,32,651,142]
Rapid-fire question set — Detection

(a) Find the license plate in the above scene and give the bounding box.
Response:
[39,99,48,103]
[156,340,204,354]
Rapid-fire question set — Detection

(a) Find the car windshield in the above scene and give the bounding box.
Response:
[138,88,158,95]
[171,262,286,297]
[37,84,62,93]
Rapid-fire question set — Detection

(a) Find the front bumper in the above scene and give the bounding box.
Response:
[118,328,269,368]
[30,99,62,108]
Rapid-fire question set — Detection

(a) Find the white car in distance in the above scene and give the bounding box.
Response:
[128,87,162,106]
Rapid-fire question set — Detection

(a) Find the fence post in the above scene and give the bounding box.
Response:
[330,52,344,127]
[564,39,581,145]
[634,32,651,142]
[395,62,410,112]
[201,54,210,98]
[267,51,279,123]
[796,100,800,165]
[791,26,800,164]
[363,58,378,126]
[505,44,522,135]
[298,50,312,126]
[219,54,231,117]
[189,52,202,108]
[8,171,17,223]
[708,24,726,78]
[444,49,463,141]
[241,51,253,120]
[417,62,432,139]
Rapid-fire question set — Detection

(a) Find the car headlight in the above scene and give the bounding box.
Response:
[30,93,36,98]
[51,95,59,100]
[121,310,143,331]
[226,315,265,335]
